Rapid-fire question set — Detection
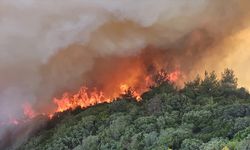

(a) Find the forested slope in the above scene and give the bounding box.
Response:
[19,69,250,150]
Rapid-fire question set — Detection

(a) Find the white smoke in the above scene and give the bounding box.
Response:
[0,0,209,118]
[0,0,250,148]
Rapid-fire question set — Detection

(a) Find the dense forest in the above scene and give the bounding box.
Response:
[18,69,250,150]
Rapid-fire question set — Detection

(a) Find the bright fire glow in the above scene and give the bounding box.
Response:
[0,69,181,125]
[52,69,180,115]
[0,103,37,126]
[23,103,36,119]
[53,87,110,113]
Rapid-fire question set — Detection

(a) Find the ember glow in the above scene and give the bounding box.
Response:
[52,69,180,114]
[0,103,36,126]
[23,103,36,119]
[12,67,180,119]
[0,117,19,126]
[53,87,109,113]
[1,0,250,149]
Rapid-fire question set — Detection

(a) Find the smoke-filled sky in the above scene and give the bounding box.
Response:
[0,0,250,134]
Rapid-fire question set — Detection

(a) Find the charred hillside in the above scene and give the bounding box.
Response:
[17,69,250,150]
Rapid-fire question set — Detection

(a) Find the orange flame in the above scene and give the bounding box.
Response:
[53,87,111,113]
[0,103,37,126]
[0,68,181,125]
[169,70,181,82]
[23,103,36,119]
[120,84,141,100]
[52,69,180,115]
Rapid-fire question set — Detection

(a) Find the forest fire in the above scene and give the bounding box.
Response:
[23,103,36,119]
[0,68,180,125]
[52,69,180,115]
[0,103,36,126]
[1,1,250,149]
[0,48,182,126]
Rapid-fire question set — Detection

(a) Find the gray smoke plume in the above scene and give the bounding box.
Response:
[0,0,250,149]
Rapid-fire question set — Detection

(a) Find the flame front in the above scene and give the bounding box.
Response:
[53,87,110,113]
[0,68,180,127]
[52,69,181,115]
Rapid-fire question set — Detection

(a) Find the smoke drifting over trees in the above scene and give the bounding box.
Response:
[0,0,250,147]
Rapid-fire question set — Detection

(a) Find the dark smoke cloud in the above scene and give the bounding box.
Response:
[0,0,250,148]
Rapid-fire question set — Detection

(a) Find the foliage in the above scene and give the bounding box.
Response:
[180,138,203,150]
[18,69,250,150]
[200,138,228,150]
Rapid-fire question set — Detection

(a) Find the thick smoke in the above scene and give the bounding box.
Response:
[0,0,250,148]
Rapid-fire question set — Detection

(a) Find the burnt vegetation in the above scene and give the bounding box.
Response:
[18,69,250,150]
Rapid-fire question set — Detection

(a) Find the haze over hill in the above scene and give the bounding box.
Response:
[16,70,250,150]
[1,0,250,149]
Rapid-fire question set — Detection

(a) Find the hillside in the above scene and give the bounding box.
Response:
[18,69,250,150]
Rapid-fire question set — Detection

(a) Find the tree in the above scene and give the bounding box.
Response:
[235,135,250,150]
[81,136,100,150]
[182,110,212,133]
[119,88,138,101]
[144,131,158,148]
[157,127,192,149]
[200,71,220,96]
[200,138,228,150]
[221,69,238,89]
[134,116,157,133]
[152,69,172,87]
[17,69,250,150]
[232,117,250,136]
[183,75,201,99]
[107,115,132,140]
[129,133,145,150]
[180,139,203,150]
[144,95,164,115]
